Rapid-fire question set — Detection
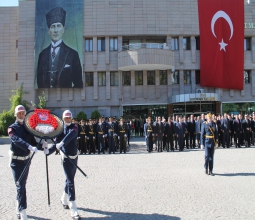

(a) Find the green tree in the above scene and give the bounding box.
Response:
[76,111,87,121]
[222,103,239,114]
[31,91,47,109]
[0,84,29,136]
[91,109,101,119]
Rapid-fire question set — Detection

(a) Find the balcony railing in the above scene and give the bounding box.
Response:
[119,43,170,52]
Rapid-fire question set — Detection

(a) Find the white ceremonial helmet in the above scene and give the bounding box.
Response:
[62,110,72,119]
[14,105,26,116]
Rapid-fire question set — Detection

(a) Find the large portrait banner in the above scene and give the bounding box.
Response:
[34,0,84,89]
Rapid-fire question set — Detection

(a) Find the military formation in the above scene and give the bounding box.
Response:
[72,116,131,155]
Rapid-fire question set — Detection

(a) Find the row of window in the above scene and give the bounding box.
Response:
[85,71,251,86]
[85,37,252,51]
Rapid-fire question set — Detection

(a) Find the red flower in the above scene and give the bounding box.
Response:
[29,109,58,130]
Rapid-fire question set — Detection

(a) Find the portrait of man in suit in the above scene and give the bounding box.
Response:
[36,7,83,88]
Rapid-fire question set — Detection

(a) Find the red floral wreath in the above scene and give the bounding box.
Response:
[29,109,58,130]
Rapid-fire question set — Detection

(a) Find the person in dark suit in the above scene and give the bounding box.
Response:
[251,114,255,145]
[155,116,164,152]
[144,117,154,153]
[176,116,185,151]
[221,113,230,148]
[242,114,251,147]
[188,115,196,149]
[183,117,189,149]
[201,112,218,176]
[233,114,242,148]
[165,117,175,151]
[118,118,128,153]
[97,117,107,154]
[37,7,83,88]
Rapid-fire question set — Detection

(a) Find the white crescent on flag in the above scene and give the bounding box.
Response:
[211,10,234,40]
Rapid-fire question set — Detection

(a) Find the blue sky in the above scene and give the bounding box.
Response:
[0,0,18,7]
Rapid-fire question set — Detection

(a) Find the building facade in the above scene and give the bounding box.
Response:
[0,0,255,118]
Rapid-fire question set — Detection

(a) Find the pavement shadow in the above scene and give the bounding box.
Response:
[27,216,50,220]
[215,173,255,177]
[79,208,180,220]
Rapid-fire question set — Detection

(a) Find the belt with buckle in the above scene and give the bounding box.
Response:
[80,132,85,134]
[89,132,94,134]
[205,135,214,138]
[120,131,125,133]
[108,129,113,132]
[12,154,31,161]
[147,130,153,132]
[98,132,104,134]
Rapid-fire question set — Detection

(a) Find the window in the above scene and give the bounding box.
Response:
[135,71,143,85]
[98,72,106,86]
[147,71,155,85]
[85,38,93,52]
[171,37,179,50]
[244,70,250,84]
[195,70,200,84]
[184,70,191,84]
[122,71,131,85]
[172,70,179,84]
[195,36,200,50]
[159,70,167,85]
[110,37,118,51]
[85,72,93,86]
[183,37,191,50]
[110,72,118,86]
[244,37,251,50]
[97,38,105,51]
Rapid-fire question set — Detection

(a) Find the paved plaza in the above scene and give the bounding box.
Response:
[0,137,255,220]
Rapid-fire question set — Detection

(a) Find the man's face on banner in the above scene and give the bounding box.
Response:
[48,22,65,42]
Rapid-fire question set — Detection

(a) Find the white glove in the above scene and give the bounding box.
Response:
[200,145,204,149]
[87,137,89,140]
[124,134,127,137]
[44,148,49,155]
[118,136,120,139]
[42,141,48,149]
[152,134,154,136]
[102,135,105,138]
[93,136,95,139]
[28,145,38,153]
[77,137,80,140]
[145,135,147,138]
[104,134,107,137]
[114,133,117,136]
[85,136,87,138]
[56,141,64,150]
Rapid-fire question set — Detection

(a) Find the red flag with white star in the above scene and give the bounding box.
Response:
[198,0,244,90]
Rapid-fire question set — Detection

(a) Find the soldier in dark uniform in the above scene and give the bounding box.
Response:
[97,117,107,154]
[165,116,175,152]
[201,112,218,176]
[242,114,251,147]
[78,119,87,154]
[86,119,96,154]
[8,105,42,220]
[127,120,132,146]
[118,118,128,153]
[251,114,255,145]
[221,113,230,148]
[144,117,154,152]
[107,117,117,154]
[44,110,81,219]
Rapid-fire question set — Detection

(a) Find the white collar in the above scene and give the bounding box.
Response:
[51,39,62,47]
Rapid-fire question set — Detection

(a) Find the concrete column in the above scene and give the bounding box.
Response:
[143,70,147,99]
[93,37,97,65]
[167,69,172,98]
[94,71,98,99]
[252,70,255,96]
[155,70,160,98]
[57,88,61,101]
[68,89,73,101]
[106,71,110,99]
[179,70,184,94]
[131,70,135,98]
[105,36,109,64]
[191,36,196,63]
[179,36,183,64]
[191,70,196,93]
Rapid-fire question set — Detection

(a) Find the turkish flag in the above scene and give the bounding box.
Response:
[198,0,244,90]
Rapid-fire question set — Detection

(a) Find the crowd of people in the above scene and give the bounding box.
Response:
[70,112,255,155]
